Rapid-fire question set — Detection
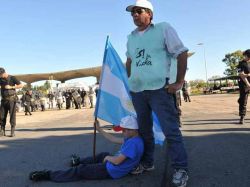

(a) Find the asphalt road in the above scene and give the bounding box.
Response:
[0,93,249,187]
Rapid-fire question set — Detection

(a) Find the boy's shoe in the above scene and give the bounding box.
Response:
[130,163,155,175]
[172,169,188,187]
[70,154,80,167]
[29,170,50,181]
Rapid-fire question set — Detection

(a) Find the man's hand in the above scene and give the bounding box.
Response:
[239,72,248,79]
[5,85,14,89]
[166,82,184,94]
[103,156,110,163]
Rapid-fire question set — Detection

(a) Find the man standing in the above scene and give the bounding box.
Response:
[64,90,72,109]
[23,90,33,116]
[47,91,54,109]
[182,80,191,102]
[125,1,189,186]
[0,67,23,137]
[237,49,250,124]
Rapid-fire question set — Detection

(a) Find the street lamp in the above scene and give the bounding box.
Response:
[197,43,208,87]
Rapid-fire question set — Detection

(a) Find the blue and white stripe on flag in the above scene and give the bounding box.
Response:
[94,36,135,125]
[152,112,165,145]
[94,36,165,145]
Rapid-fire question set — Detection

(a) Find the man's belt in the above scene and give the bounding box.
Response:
[2,95,16,101]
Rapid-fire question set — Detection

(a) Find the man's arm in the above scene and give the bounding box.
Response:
[239,71,250,87]
[5,76,23,90]
[167,51,188,93]
[14,83,23,89]
[95,120,124,144]
[5,83,23,90]
[126,58,132,77]
[237,61,250,86]
[239,72,250,79]
[103,154,127,165]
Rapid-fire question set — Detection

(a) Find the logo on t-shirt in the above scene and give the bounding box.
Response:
[135,48,152,67]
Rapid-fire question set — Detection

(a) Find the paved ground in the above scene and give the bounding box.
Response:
[0,94,250,187]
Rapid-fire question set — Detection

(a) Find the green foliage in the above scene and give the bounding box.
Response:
[189,79,206,89]
[222,50,244,76]
[43,80,51,90]
[208,75,221,81]
[20,81,51,95]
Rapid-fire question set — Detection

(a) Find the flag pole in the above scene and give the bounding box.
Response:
[93,35,110,161]
[93,117,97,161]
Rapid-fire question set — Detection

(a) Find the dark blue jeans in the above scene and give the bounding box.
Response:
[131,88,188,169]
[49,152,111,182]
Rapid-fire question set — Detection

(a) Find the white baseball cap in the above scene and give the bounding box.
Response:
[126,0,154,12]
[120,115,138,130]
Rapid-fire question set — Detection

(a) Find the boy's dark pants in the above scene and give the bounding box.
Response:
[49,152,111,182]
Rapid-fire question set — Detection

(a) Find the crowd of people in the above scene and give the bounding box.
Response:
[17,87,98,114]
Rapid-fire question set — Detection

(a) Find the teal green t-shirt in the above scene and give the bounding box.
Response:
[126,22,188,92]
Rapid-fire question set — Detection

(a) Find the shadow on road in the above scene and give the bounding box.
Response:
[182,118,250,125]
[0,131,164,187]
[0,130,250,187]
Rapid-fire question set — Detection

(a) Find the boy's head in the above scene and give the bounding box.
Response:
[119,115,139,138]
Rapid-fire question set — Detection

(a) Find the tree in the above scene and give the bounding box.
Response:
[208,75,221,81]
[43,80,51,91]
[19,81,51,96]
[222,50,243,76]
[189,79,206,89]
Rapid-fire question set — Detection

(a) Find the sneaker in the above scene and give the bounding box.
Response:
[172,169,188,187]
[29,170,50,181]
[130,163,155,175]
[70,154,80,167]
[143,163,155,171]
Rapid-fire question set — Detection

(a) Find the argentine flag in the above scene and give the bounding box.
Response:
[94,37,165,145]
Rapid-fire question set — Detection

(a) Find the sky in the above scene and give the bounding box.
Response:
[0,0,250,85]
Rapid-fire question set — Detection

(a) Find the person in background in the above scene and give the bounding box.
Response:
[0,67,23,137]
[39,95,46,112]
[64,90,72,109]
[237,49,250,124]
[88,87,95,108]
[56,91,63,110]
[182,80,191,102]
[23,90,33,116]
[47,92,54,109]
